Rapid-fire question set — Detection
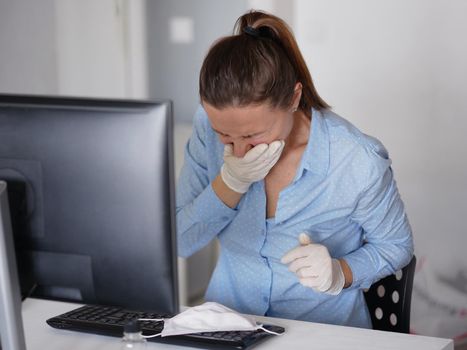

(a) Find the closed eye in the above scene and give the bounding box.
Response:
[213,128,264,140]
[213,129,229,137]
[242,132,264,139]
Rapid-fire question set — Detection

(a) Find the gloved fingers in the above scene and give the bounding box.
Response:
[297,243,331,262]
[281,245,312,265]
[281,242,328,265]
[300,276,332,292]
[251,150,282,174]
[242,143,269,163]
[295,266,318,279]
[247,144,279,167]
[225,140,284,165]
[245,140,284,165]
[298,277,313,289]
[224,143,269,164]
[233,160,273,180]
[223,144,234,157]
[265,144,285,167]
[286,255,313,274]
[262,140,285,163]
[237,145,283,178]
[299,233,312,245]
[220,165,251,193]
[299,277,322,290]
[299,276,322,289]
[281,233,313,264]
[267,140,285,157]
[287,255,330,276]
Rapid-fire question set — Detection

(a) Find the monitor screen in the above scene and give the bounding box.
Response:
[0,181,26,350]
[0,94,178,314]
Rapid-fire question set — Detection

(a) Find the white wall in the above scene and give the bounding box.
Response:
[0,0,147,99]
[54,1,125,97]
[0,0,58,94]
[295,0,467,342]
[54,0,147,99]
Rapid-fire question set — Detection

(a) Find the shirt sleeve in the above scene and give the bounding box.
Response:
[176,107,237,258]
[344,139,414,289]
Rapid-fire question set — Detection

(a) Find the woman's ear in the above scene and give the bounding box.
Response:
[291,82,303,110]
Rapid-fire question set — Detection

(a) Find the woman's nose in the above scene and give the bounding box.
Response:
[232,142,253,158]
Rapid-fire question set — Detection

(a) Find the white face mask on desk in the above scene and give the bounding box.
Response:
[139,301,281,337]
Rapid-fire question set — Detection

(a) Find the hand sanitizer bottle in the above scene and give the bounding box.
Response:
[121,319,147,349]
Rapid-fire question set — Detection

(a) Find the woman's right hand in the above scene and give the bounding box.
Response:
[220,140,285,194]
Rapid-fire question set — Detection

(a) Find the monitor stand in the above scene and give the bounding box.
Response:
[0,181,27,350]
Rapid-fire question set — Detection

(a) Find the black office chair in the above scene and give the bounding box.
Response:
[364,255,417,333]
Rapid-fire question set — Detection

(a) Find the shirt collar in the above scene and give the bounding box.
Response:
[294,108,330,180]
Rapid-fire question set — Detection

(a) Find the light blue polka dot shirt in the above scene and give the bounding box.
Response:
[176,105,414,328]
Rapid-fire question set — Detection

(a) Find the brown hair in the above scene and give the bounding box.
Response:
[199,10,329,115]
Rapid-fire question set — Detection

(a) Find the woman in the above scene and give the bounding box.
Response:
[176,10,413,328]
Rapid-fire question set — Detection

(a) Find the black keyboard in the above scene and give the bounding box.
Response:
[47,304,285,349]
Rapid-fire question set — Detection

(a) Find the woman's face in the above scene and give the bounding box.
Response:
[203,102,295,158]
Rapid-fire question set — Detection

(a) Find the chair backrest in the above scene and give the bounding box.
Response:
[364,255,416,333]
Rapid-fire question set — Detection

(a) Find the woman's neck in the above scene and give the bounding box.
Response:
[284,111,311,153]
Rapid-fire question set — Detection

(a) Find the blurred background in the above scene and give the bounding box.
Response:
[1,0,466,347]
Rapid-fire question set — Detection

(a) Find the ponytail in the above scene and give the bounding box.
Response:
[200,10,329,115]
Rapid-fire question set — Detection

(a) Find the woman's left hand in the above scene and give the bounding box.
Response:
[281,233,345,295]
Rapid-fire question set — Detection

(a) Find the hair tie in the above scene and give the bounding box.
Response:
[243,26,260,38]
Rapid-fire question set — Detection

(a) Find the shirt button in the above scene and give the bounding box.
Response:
[262,296,268,303]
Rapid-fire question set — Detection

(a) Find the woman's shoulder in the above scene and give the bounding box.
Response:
[192,104,210,128]
[190,104,219,143]
[319,108,388,160]
[189,105,223,159]
[316,109,391,179]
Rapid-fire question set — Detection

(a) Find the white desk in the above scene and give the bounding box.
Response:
[22,298,453,350]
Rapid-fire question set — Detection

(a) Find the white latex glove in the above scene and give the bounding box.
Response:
[221,140,285,193]
[281,233,345,295]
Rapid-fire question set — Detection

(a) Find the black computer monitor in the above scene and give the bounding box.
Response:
[0,94,178,315]
[0,181,26,350]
